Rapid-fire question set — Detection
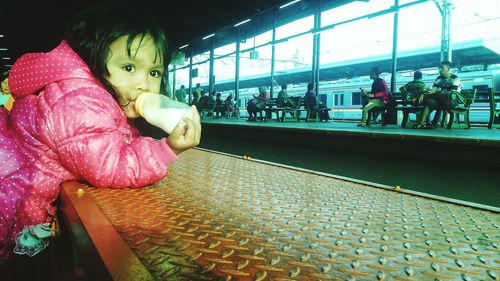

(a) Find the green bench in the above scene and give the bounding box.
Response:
[488,88,500,129]
[444,89,477,129]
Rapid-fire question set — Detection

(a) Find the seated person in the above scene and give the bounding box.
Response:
[413,61,461,129]
[358,67,389,127]
[277,84,295,108]
[197,92,209,109]
[197,91,215,117]
[225,93,239,117]
[209,90,216,104]
[214,92,225,118]
[191,83,204,106]
[246,86,270,121]
[304,82,329,121]
[399,70,429,105]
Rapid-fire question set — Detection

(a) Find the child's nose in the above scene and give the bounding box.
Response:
[135,75,150,92]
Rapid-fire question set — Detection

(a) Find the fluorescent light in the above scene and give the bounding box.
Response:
[179,44,189,49]
[279,0,300,9]
[0,48,7,51]
[0,35,4,38]
[202,33,215,40]
[234,19,251,27]
[1,57,10,60]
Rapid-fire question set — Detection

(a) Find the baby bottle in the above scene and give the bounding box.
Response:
[135,93,193,134]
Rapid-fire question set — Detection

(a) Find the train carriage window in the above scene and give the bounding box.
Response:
[340,94,344,106]
[334,95,338,106]
[473,85,489,92]
[319,94,327,106]
[352,92,362,106]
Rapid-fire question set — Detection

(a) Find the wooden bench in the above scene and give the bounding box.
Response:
[444,89,477,129]
[363,91,478,129]
[298,98,332,122]
[364,93,410,127]
[393,93,425,128]
[224,103,240,119]
[263,97,302,122]
[261,98,278,121]
[276,96,302,122]
[488,88,500,129]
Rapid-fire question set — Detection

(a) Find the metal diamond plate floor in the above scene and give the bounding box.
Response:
[72,149,499,281]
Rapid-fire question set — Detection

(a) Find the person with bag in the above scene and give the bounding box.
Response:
[358,66,389,127]
[246,86,270,121]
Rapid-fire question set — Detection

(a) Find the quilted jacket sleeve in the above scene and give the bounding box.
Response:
[37,84,178,188]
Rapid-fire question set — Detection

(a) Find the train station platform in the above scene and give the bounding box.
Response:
[59,148,499,280]
[195,119,500,208]
[201,119,500,147]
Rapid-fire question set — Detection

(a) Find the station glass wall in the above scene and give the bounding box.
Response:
[171,0,500,106]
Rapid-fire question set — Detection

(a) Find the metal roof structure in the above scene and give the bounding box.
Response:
[1,0,348,71]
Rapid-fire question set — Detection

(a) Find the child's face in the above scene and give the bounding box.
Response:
[105,35,164,118]
[1,78,10,94]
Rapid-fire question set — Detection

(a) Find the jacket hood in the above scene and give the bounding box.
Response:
[9,40,94,99]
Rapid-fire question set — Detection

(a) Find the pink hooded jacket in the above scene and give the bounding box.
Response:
[0,41,177,261]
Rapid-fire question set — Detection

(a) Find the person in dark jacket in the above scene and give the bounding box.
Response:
[399,70,429,105]
[304,82,329,121]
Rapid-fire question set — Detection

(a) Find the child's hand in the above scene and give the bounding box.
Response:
[167,106,202,155]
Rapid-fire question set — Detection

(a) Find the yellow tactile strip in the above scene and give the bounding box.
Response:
[83,149,499,281]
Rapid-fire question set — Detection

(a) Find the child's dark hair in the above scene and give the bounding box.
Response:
[66,2,173,97]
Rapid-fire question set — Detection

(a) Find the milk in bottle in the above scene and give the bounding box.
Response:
[135,93,193,134]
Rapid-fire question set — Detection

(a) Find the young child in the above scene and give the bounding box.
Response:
[0,3,201,264]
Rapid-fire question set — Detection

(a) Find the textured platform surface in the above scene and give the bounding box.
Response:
[64,149,499,281]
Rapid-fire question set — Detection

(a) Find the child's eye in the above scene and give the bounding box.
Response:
[123,65,135,72]
[150,70,162,78]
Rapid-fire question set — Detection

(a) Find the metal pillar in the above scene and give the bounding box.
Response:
[172,65,176,99]
[188,51,193,104]
[235,30,241,102]
[390,0,399,94]
[270,10,277,98]
[434,0,453,62]
[312,1,321,94]
[209,41,215,94]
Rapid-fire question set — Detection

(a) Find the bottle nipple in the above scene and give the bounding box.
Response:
[135,93,155,117]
